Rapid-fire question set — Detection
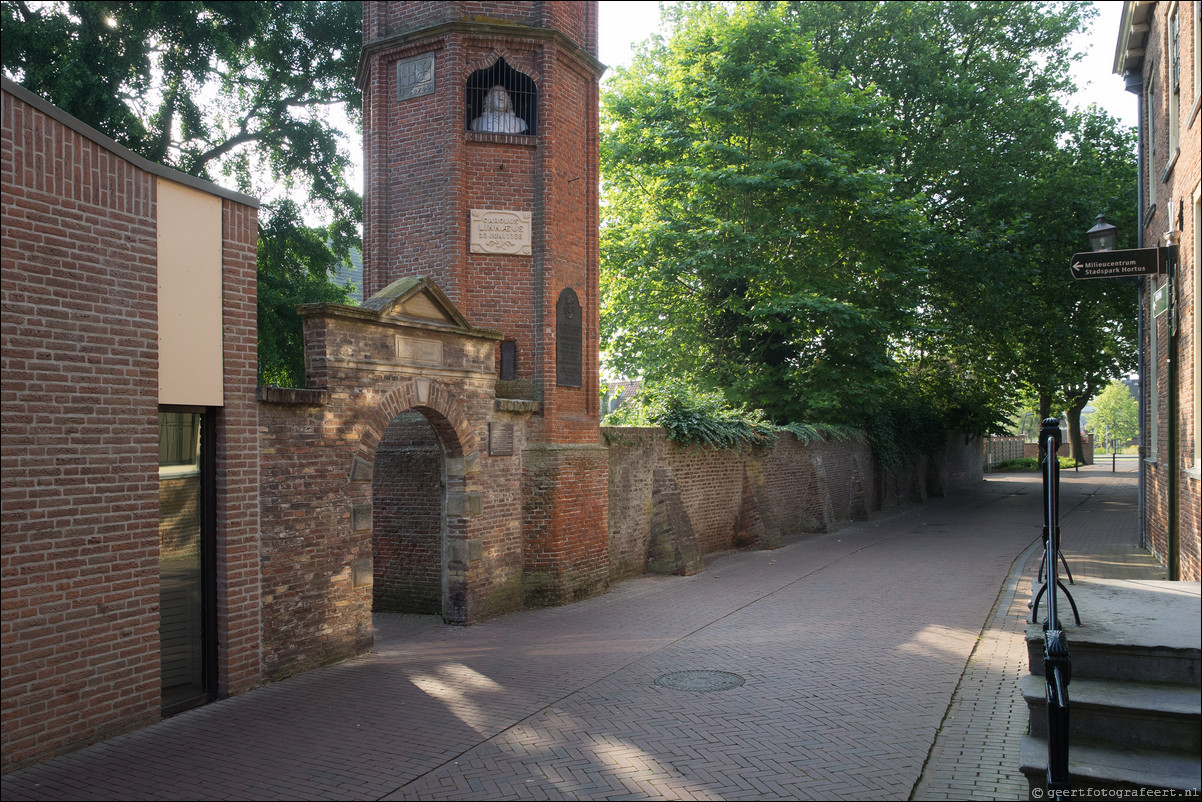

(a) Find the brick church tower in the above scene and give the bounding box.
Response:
[358,2,609,606]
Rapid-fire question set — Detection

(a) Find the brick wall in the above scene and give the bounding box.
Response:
[257,294,529,678]
[605,428,983,583]
[522,445,611,605]
[216,199,262,697]
[2,80,260,772]
[2,85,161,771]
[373,412,444,613]
[1133,0,1200,581]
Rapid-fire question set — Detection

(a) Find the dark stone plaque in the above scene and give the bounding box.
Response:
[489,422,515,456]
[500,340,516,381]
[556,288,582,387]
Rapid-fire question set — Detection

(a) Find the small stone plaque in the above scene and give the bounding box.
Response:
[352,558,372,588]
[396,54,435,101]
[396,335,443,366]
[489,422,515,456]
[470,209,532,256]
[349,455,373,483]
[351,503,372,532]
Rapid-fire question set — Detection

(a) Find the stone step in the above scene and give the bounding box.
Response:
[1027,626,1201,685]
[1025,579,1200,686]
[1022,674,1201,753]
[1020,735,1201,797]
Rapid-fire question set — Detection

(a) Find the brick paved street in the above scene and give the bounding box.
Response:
[1,461,1158,801]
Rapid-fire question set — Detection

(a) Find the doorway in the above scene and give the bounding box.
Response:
[157,408,215,714]
[372,410,446,616]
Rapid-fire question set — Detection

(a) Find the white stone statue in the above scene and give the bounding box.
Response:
[470,85,528,134]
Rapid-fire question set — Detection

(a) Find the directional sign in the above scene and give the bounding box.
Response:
[1069,248,1162,280]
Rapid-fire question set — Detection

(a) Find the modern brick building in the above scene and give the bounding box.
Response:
[1116,1,1201,581]
[1,77,262,768]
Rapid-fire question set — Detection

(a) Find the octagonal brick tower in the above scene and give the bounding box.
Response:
[358,1,609,606]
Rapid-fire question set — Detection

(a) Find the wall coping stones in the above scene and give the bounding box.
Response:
[256,386,329,406]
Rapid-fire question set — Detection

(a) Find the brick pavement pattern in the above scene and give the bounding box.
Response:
[914,459,1162,802]
[0,462,1155,801]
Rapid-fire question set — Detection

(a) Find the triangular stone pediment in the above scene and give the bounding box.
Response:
[361,276,473,331]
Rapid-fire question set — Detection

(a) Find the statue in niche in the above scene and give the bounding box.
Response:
[471,85,527,134]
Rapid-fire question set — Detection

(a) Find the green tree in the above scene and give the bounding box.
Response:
[602,2,924,425]
[1087,381,1138,452]
[1,0,361,386]
[1006,107,1138,461]
[776,0,1097,431]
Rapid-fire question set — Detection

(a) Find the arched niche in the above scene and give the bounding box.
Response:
[465,58,537,135]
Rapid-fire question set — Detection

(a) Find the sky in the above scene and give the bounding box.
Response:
[596,0,1139,129]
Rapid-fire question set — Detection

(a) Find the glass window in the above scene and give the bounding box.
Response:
[158,409,212,713]
[159,412,199,469]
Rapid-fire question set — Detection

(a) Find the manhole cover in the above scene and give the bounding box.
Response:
[654,670,745,692]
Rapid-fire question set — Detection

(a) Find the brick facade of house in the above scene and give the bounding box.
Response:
[1118,1,1201,581]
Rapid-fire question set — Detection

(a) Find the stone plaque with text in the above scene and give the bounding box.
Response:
[470,210,532,256]
[396,54,435,101]
[489,422,515,456]
[556,288,582,387]
[396,336,443,366]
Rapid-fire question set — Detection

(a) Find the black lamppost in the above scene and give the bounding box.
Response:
[1086,214,1117,252]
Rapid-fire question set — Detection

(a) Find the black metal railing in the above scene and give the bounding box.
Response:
[1030,417,1076,799]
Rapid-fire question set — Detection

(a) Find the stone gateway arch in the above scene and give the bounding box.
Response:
[257,2,610,678]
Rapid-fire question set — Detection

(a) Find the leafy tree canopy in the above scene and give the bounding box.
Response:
[602,2,925,426]
[2,0,362,386]
[603,0,1136,460]
[1087,380,1139,450]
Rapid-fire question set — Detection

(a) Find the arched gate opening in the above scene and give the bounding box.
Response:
[371,406,466,620]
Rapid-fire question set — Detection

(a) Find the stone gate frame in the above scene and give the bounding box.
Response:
[259,277,538,678]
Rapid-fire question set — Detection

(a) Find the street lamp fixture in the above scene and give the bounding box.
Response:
[1086,214,1117,252]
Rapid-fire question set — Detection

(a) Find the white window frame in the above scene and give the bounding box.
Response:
[1147,77,1158,208]
[1191,182,1201,477]
[1167,3,1180,157]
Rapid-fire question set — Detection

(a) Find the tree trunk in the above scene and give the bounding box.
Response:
[1066,401,1089,465]
[1039,393,1054,422]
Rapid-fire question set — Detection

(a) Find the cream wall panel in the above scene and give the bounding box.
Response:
[158,178,224,406]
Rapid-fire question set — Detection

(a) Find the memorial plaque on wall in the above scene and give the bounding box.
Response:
[470,210,532,256]
[396,54,435,100]
[489,422,515,456]
[396,335,443,366]
[556,288,582,387]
